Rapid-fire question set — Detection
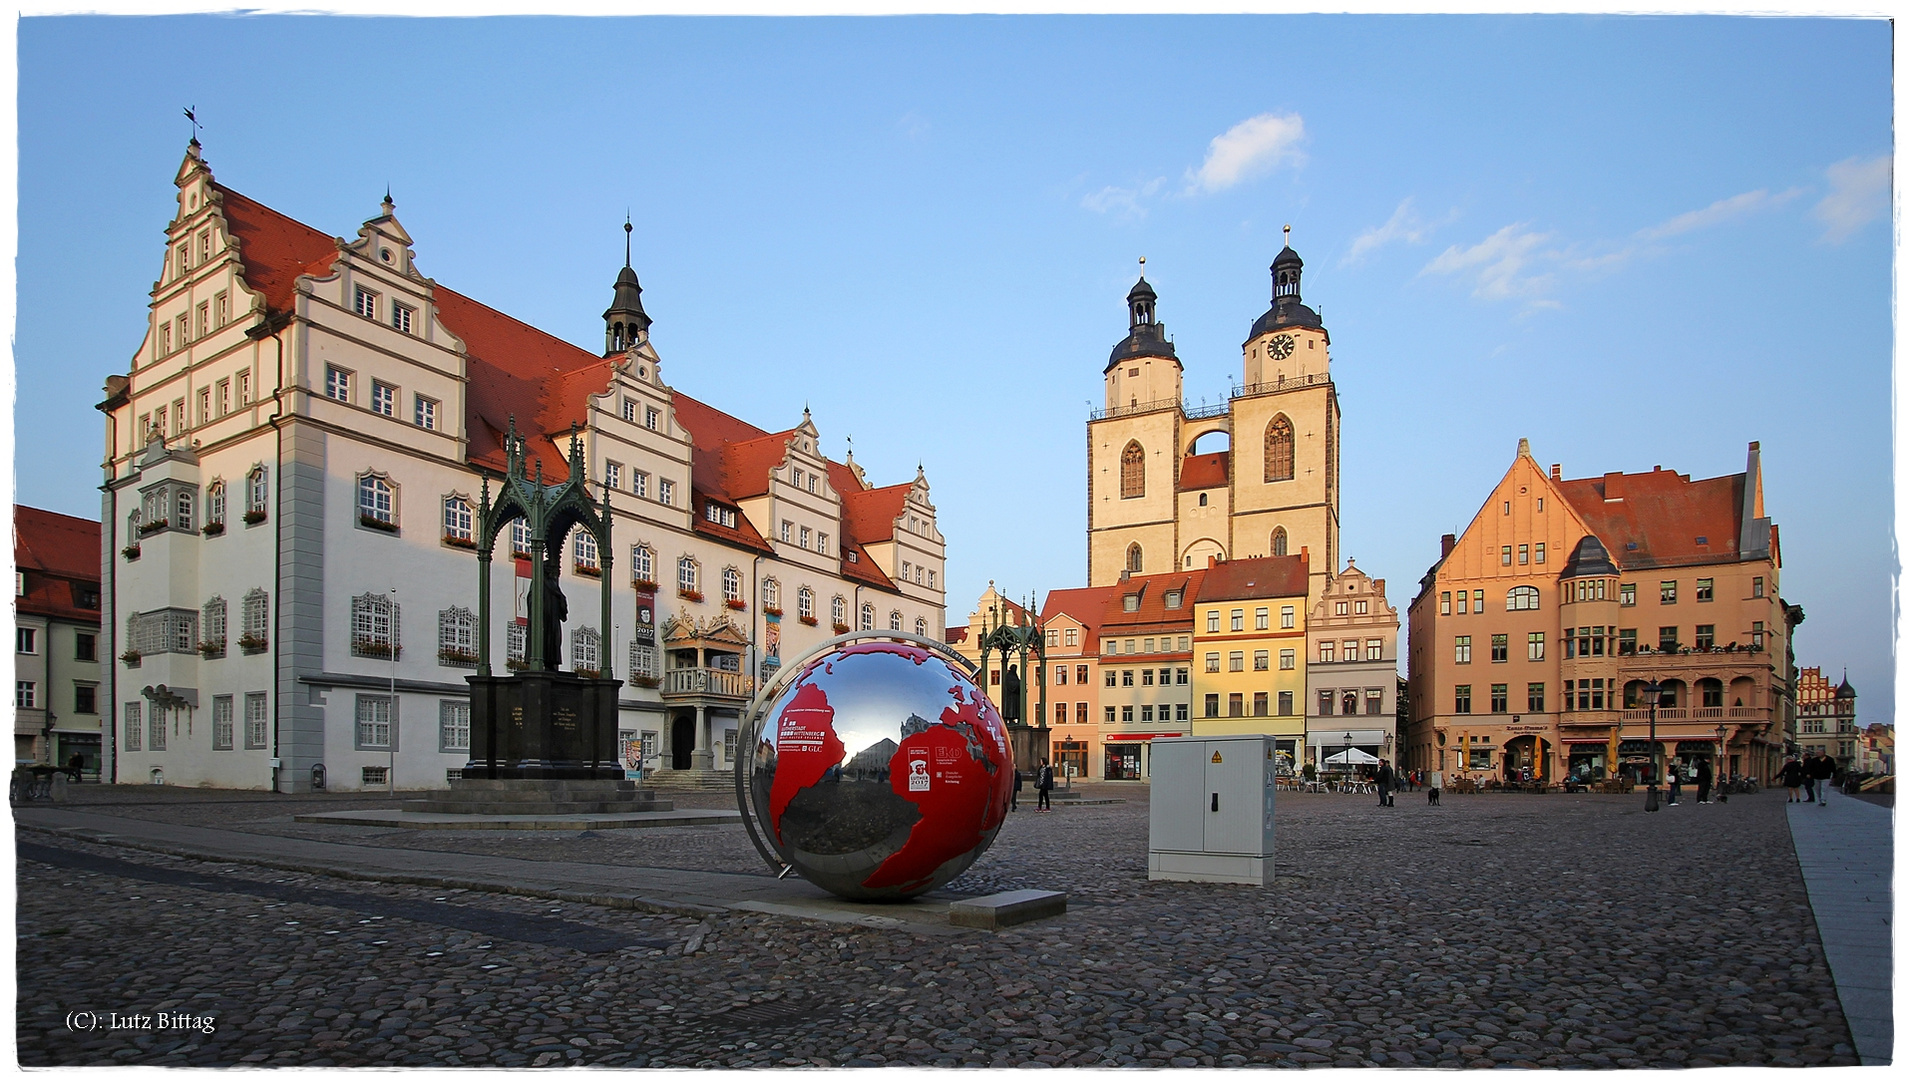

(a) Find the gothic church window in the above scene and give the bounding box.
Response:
[1271,528,1288,557]
[1264,415,1295,482]
[1119,441,1146,499]
[1125,543,1143,574]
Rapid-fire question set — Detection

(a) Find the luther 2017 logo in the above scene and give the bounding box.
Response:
[907,758,931,792]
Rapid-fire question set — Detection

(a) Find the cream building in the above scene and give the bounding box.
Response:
[1086,238,1340,606]
[100,142,944,791]
[1305,558,1401,769]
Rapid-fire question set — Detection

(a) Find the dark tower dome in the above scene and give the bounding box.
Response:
[1106,274,1177,371]
[1559,535,1618,579]
[1247,232,1324,340]
[1836,673,1857,699]
[603,219,652,355]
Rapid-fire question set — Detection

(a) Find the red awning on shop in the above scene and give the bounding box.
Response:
[1105,732,1182,742]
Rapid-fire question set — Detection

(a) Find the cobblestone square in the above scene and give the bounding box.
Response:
[16,784,1862,1067]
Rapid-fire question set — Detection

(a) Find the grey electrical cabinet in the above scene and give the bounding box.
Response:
[1148,734,1277,885]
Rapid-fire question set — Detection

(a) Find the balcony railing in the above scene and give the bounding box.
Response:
[1231,372,1331,400]
[663,667,752,699]
[1088,397,1232,422]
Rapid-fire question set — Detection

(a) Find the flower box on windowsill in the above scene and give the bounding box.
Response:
[763,607,783,617]
[351,639,402,660]
[137,518,171,535]
[633,578,658,593]
[120,650,142,667]
[197,640,226,659]
[573,666,603,679]
[630,675,660,689]
[443,535,477,550]
[242,509,268,525]
[725,599,747,611]
[121,545,141,561]
[831,622,852,634]
[359,514,399,533]
[505,658,530,671]
[678,589,704,603]
[201,521,226,536]
[238,633,269,654]
[575,564,603,579]
[511,549,533,560]
[438,647,479,668]
[799,616,819,627]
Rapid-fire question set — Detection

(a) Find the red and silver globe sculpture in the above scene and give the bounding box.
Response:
[736,634,1014,901]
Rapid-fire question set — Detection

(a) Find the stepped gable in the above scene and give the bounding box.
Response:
[1556,467,1747,570]
[15,506,101,623]
[1178,451,1229,491]
[214,182,906,590]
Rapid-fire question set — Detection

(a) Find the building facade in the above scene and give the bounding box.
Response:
[1795,667,1858,768]
[101,142,945,791]
[1040,586,1117,781]
[1086,242,1340,606]
[1188,554,1309,768]
[1305,558,1401,770]
[1095,568,1203,779]
[1407,440,1792,786]
[15,507,105,771]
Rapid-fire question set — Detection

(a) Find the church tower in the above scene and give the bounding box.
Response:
[1086,270,1185,585]
[603,220,652,355]
[1229,232,1340,600]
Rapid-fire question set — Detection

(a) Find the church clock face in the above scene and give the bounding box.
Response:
[1268,334,1295,360]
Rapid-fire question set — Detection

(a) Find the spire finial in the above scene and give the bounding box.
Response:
[381,186,394,217]
[183,106,201,146]
[1138,255,1146,275]
[624,214,633,268]
[1283,223,1291,248]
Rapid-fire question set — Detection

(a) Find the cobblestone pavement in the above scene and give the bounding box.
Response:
[17,786,1860,1067]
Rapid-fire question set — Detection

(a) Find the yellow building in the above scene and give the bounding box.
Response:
[1189,553,1310,762]
[1087,239,1340,608]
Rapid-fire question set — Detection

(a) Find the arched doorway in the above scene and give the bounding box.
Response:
[671,715,695,770]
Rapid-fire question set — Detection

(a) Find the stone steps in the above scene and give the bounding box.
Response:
[639,770,738,793]
[408,777,672,816]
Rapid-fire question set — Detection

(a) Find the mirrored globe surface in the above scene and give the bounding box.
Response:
[742,640,1014,901]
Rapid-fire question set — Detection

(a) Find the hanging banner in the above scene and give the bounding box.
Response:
[513,557,532,627]
[764,612,781,667]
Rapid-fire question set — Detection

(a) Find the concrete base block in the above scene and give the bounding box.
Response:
[948,889,1068,929]
[1148,851,1274,886]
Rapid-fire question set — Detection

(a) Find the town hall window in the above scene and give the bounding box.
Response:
[1119,441,1145,499]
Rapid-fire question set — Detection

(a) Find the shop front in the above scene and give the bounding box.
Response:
[1565,739,1609,781]
[1055,739,1089,781]
[1306,727,1387,773]
[1104,732,1178,780]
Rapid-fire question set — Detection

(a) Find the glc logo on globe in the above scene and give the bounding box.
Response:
[908,756,931,791]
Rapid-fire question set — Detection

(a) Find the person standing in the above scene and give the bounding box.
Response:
[1036,758,1054,813]
[1779,755,1804,802]
[1809,750,1836,807]
[1695,756,1713,805]
[1800,752,1818,804]
[1666,762,1681,806]
[1010,766,1023,812]
[1377,760,1395,807]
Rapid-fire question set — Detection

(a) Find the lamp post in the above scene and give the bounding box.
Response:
[389,584,399,797]
[1643,680,1663,812]
[1343,730,1354,780]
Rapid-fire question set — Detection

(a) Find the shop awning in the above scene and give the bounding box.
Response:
[1105,732,1182,742]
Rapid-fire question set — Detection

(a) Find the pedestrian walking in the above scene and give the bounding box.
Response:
[66,753,84,784]
[1778,755,1804,802]
[1800,752,1818,803]
[1011,766,1023,812]
[1665,763,1681,806]
[1695,756,1712,805]
[1808,751,1836,807]
[1376,760,1395,807]
[1036,758,1054,812]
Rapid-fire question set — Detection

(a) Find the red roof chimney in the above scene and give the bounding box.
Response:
[1208,555,1219,568]
[1440,533,1456,558]
[1549,463,1561,481]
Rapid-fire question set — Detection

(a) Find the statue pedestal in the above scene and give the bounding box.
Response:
[1008,725,1050,776]
[464,671,622,779]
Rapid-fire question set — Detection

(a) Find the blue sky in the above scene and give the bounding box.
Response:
[14,15,1895,722]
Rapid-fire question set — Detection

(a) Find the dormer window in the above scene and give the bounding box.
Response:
[704,502,736,528]
[1123,595,1140,612]
[1165,590,1182,610]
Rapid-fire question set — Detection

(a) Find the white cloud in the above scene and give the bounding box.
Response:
[1421,224,1556,301]
[1185,112,1305,194]
[1341,197,1454,266]
[1637,187,1801,241]
[1813,154,1890,243]
[1081,177,1164,221]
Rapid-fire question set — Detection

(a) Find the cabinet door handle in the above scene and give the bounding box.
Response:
[1210,792,1219,812]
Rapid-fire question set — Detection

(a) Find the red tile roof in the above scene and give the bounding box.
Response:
[1178,451,1229,491]
[1557,467,1749,570]
[842,483,910,546]
[211,181,911,592]
[1041,585,1121,651]
[1099,569,1208,636]
[1194,554,1310,602]
[15,506,102,625]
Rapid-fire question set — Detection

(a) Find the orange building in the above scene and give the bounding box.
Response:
[1039,586,1119,781]
[1407,440,1795,786]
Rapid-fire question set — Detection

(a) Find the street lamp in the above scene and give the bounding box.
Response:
[1643,680,1663,812]
[1343,730,1354,779]
[1716,723,1728,783]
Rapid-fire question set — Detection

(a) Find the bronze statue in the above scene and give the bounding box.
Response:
[1001,663,1022,722]
[542,564,568,671]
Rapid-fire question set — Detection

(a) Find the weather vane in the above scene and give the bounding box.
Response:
[184,106,201,143]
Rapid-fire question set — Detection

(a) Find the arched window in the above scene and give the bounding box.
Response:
[889,610,903,631]
[511,518,532,557]
[437,606,476,667]
[357,473,396,527]
[1264,415,1294,482]
[915,616,928,637]
[798,587,816,622]
[574,530,599,572]
[570,627,601,673]
[442,496,472,543]
[860,603,875,631]
[1119,441,1146,499]
[1125,543,1143,573]
[762,577,780,610]
[202,596,227,656]
[207,481,227,527]
[247,467,269,517]
[350,592,400,659]
[722,567,742,604]
[677,556,700,598]
[1271,528,1288,557]
[831,594,846,626]
[241,588,270,650]
[1506,585,1541,611]
[630,543,655,585]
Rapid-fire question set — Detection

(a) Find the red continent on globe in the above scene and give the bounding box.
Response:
[862,682,1012,892]
[766,680,845,845]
